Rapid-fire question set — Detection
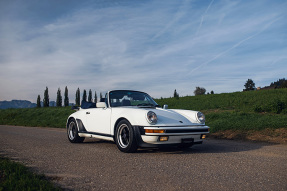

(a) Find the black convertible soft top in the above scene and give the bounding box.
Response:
[81,100,97,109]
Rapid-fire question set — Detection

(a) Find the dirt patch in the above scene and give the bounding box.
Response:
[209,128,287,144]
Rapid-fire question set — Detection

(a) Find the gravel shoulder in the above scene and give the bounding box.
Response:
[209,128,287,144]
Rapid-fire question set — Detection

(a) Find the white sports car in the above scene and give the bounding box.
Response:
[67,90,209,152]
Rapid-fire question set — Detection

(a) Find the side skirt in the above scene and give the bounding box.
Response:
[78,132,114,141]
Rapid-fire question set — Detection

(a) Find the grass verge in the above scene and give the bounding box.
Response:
[0,156,61,191]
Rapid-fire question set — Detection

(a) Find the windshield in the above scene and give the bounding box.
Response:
[109,90,158,107]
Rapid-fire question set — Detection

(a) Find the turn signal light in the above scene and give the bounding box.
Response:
[145,129,165,133]
[201,135,206,139]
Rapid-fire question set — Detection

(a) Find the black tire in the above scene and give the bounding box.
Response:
[67,119,85,143]
[115,119,138,153]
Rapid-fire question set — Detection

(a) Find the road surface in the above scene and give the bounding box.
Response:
[0,125,286,191]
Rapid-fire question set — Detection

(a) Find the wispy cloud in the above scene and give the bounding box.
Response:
[195,0,214,36]
[0,0,286,101]
[188,16,282,75]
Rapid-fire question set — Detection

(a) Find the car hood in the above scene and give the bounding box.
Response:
[111,107,202,126]
[153,108,200,126]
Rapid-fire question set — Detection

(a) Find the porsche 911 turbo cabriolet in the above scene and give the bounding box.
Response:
[67,90,209,152]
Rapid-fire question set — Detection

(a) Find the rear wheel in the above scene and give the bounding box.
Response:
[67,119,85,143]
[115,120,138,153]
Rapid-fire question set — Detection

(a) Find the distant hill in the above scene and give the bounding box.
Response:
[0,100,73,109]
[0,100,36,109]
[258,78,287,90]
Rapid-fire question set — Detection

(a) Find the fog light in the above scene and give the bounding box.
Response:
[201,135,206,139]
[159,136,169,141]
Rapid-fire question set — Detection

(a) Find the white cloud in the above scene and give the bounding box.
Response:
[0,0,286,102]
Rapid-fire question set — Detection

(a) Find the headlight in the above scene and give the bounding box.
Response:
[146,111,157,124]
[196,112,205,124]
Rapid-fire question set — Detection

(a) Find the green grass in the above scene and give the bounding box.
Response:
[0,157,61,191]
[205,111,287,133]
[0,107,74,128]
[155,89,287,113]
[0,89,286,133]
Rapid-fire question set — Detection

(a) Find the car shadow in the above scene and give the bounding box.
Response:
[81,138,274,154]
[141,138,274,154]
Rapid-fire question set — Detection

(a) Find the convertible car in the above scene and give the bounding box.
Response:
[67,90,209,152]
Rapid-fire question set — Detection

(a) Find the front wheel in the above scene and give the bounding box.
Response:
[67,119,85,143]
[115,120,138,153]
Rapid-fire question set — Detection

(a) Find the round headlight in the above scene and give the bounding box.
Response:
[196,112,205,124]
[146,111,157,124]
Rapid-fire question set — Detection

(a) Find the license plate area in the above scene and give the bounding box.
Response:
[181,138,194,144]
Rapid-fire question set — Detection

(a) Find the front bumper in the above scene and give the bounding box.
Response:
[132,125,209,147]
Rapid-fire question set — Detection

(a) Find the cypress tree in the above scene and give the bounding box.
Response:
[75,88,80,106]
[43,87,49,107]
[100,92,103,100]
[173,89,179,99]
[37,95,41,108]
[94,91,97,103]
[82,89,87,102]
[56,88,62,107]
[64,86,69,107]
[88,89,92,102]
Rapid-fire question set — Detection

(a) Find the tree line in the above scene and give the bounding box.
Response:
[243,78,287,91]
[37,78,286,106]
[173,87,214,99]
[37,87,102,107]
[173,78,255,98]
[172,78,286,98]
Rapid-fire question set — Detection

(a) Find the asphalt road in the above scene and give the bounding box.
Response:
[0,125,286,191]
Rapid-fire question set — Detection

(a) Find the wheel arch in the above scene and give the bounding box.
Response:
[67,117,76,129]
[113,117,130,137]
[113,117,138,152]
[66,116,85,143]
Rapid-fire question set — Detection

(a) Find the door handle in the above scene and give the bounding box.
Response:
[86,112,90,114]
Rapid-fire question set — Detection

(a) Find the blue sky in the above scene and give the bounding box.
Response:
[0,0,286,102]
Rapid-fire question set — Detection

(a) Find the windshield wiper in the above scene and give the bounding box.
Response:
[137,103,155,107]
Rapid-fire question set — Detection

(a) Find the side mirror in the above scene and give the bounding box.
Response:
[96,102,107,108]
[71,106,79,111]
[163,104,168,109]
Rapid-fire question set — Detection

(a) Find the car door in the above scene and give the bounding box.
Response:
[85,107,112,136]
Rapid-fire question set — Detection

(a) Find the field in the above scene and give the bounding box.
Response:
[155,88,287,113]
[0,89,286,143]
[0,107,74,128]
